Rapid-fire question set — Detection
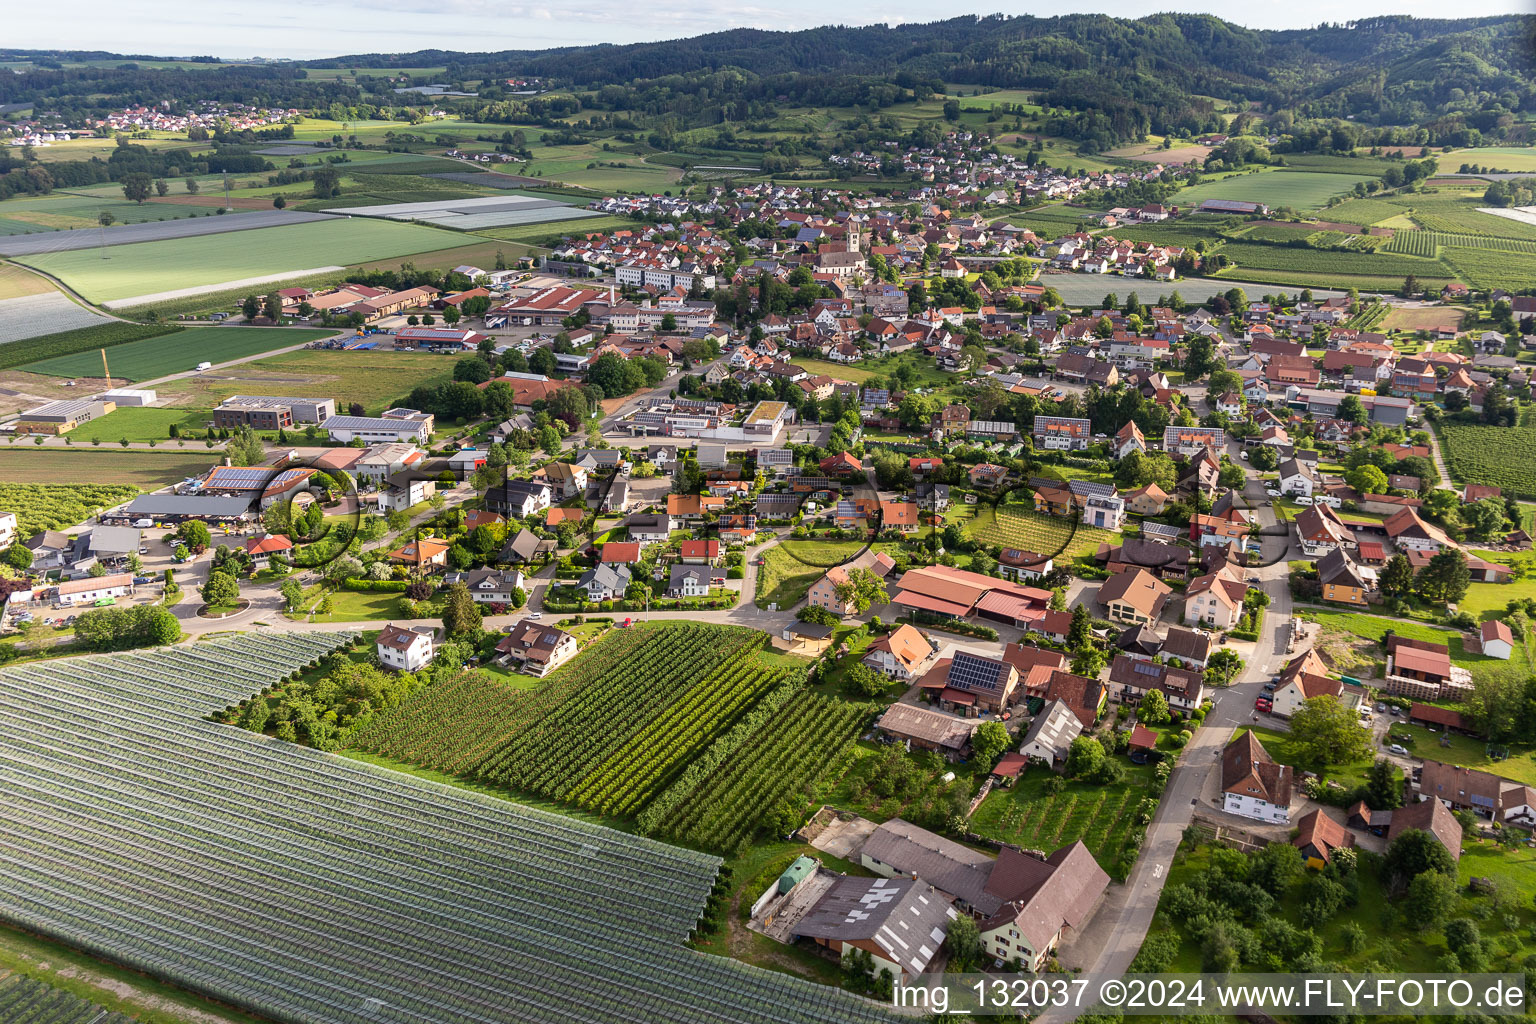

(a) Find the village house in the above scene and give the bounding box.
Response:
[496,620,580,676]
[1221,731,1293,824]
[863,624,934,680]
[376,624,436,672]
[1096,568,1171,625]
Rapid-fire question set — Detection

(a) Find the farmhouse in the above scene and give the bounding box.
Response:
[863,624,934,680]
[921,650,1020,715]
[1107,654,1205,711]
[889,564,1051,628]
[496,621,579,676]
[791,875,955,983]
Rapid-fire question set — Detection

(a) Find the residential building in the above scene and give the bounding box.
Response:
[975,843,1108,971]
[1163,425,1225,458]
[0,512,15,550]
[376,624,436,672]
[1032,415,1093,451]
[668,564,712,598]
[444,568,525,604]
[389,537,451,572]
[487,479,553,519]
[543,462,588,500]
[1384,506,1455,553]
[577,563,631,602]
[1294,504,1352,555]
[1293,809,1355,869]
[863,624,933,680]
[1221,731,1293,824]
[1418,761,1536,828]
[1018,700,1082,767]
[1096,568,1171,625]
[1108,654,1205,711]
[1317,548,1369,606]
[806,565,856,616]
[1160,625,1213,668]
[244,533,293,568]
[1276,458,1317,497]
[925,651,1020,715]
[496,620,579,676]
[1271,650,1365,718]
[1387,795,1464,859]
[1122,483,1168,516]
[1184,565,1248,630]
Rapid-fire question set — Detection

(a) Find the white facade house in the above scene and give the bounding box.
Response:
[1221,732,1292,824]
[1277,459,1316,498]
[0,511,15,549]
[376,623,436,672]
[56,573,135,607]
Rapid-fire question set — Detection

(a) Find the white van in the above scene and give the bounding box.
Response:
[132,518,154,528]
[195,361,212,372]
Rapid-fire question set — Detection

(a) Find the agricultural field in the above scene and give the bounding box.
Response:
[755,540,866,609]
[0,635,887,1024]
[155,347,455,416]
[0,478,141,533]
[969,758,1158,880]
[1322,197,1413,227]
[967,503,1118,559]
[325,193,600,231]
[0,191,210,235]
[352,624,863,856]
[1441,146,1536,173]
[1175,170,1377,212]
[1402,192,1536,239]
[0,262,54,299]
[0,291,117,344]
[0,209,336,258]
[21,327,338,380]
[1440,246,1536,293]
[12,218,470,304]
[1383,230,1536,257]
[1438,422,1536,499]
[0,974,139,1024]
[1214,240,1447,281]
[475,214,638,246]
[0,322,183,373]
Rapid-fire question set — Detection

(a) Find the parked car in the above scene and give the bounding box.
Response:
[1265,488,1281,497]
[1262,682,1276,693]
[1388,743,1408,755]
[1374,702,1386,712]
[1239,450,1249,461]
[527,612,542,620]
[1389,706,1401,716]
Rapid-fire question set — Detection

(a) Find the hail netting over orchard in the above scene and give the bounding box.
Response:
[0,635,896,1024]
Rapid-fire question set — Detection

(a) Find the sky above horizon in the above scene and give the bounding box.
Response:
[12,1,1530,61]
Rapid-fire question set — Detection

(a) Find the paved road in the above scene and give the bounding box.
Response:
[1049,453,1293,994]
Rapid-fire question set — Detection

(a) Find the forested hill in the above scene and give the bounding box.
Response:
[2,13,1530,149]
[332,13,1533,126]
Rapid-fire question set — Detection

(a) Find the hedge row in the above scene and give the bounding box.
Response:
[341,578,410,593]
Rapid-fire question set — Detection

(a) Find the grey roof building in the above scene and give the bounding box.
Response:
[791,875,956,980]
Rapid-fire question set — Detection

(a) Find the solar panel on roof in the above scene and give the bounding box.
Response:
[1133,661,1161,677]
[947,651,1002,693]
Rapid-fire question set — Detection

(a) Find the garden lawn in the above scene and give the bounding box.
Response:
[1458,575,1536,620]
[969,759,1156,881]
[754,540,866,609]
[1175,170,1378,212]
[22,327,338,380]
[1383,722,1536,788]
[64,406,212,442]
[786,359,877,383]
[1296,609,1497,670]
[1234,725,1373,789]
[14,218,470,303]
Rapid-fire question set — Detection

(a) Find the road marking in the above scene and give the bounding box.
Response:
[1153,863,1163,879]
